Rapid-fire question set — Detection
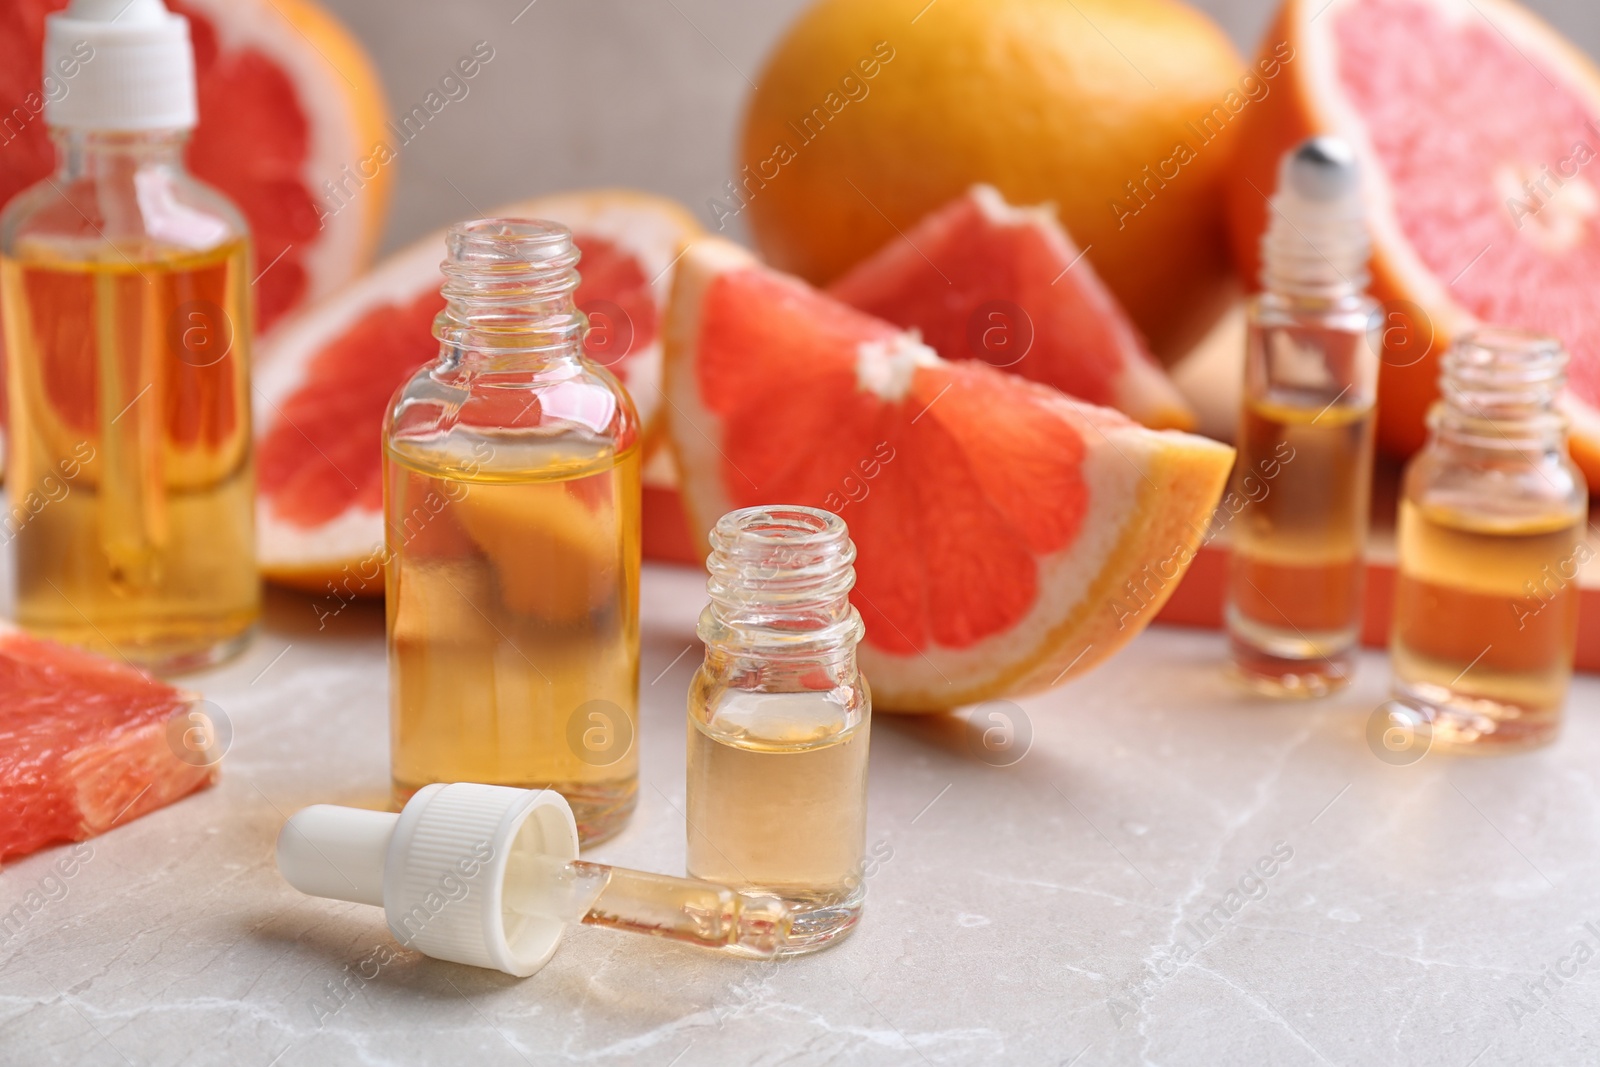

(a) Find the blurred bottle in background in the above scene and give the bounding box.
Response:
[1225,137,1379,698]
[1390,329,1588,751]
[1,0,259,671]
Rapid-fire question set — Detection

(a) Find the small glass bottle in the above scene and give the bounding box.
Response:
[1390,329,1588,751]
[0,0,259,671]
[1226,137,1380,697]
[383,219,641,843]
[686,506,870,954]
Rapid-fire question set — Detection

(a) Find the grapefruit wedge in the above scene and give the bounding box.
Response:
[828,185,1196,431]
[255,190,701,593]
[1226,0,1600,478]
[662,239,1236,710]
[0,629,217,862]
[1,0,391,336]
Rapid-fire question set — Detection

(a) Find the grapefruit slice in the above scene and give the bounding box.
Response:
[828,185,1196,431]
[0,629,218,862]
[0,0,391,337]
[1226,0,1600,478]
[661,239,1236,710]
[255,189,701,593]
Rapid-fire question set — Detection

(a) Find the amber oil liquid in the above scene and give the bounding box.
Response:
[686,689,868,948]
[1392,503,1583,751]
[1227,391,1375,695]
[386,435,640,842]
[2,239,258,670]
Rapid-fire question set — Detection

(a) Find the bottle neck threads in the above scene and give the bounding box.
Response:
[1433,327,1569,451]
[1259,138,1371,303]
[1259,200,1371,303]
[435,218,585,365]
[699,506,863,670]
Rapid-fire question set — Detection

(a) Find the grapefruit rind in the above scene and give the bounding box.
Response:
[254,189,701,592]
[662,237,1235,710]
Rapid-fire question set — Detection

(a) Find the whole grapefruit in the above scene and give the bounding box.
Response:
[737,0,1251,359]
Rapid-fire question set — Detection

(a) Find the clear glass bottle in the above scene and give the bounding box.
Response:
[1226,137,1380,697]
[383,219,641,843]
[1390,328,1588,751]
[1,0,258,671]
[686,505,870,955]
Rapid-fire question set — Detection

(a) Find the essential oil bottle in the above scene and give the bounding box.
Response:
[1225,137,1380,697]
[383,219,641,843]
[1390,329,1588,751]
[1,0,259,671]
[686,506,870,954]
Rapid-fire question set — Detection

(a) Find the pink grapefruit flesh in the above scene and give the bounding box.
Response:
[0,630,217,862]
[663,238,1236,710]
[829,185,1196,431]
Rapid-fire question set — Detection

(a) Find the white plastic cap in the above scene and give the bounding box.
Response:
[44,0,198,131]
[276,783,582,977]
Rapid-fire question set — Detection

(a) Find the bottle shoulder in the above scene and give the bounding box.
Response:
[1249,290,1381,330]
[383,354,642,476]
[1402,440,1588,524]
[1,163,248,261]
[688,663,870,745]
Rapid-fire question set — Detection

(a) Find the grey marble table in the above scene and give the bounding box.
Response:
[3,563,1598,1066]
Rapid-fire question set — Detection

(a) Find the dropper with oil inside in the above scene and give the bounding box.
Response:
[275,782,789,975]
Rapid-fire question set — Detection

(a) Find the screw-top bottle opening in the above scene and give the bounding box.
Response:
[700,506,863,657]
[1433,327,1569,448]
[435,217,585,356]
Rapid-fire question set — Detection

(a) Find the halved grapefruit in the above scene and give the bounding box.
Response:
[1226,0,1600,479]
[0,0,391,336]
[255,190,701,593]
[662,238,1236,710]
[827,185,1196,431]
[0,628,217,862]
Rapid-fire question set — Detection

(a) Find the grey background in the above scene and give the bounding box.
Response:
[313,0,1600,255]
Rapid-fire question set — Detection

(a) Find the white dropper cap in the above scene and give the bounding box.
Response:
[44,0,198,131]
[276,783,581,977]
[1260,136,1371,297]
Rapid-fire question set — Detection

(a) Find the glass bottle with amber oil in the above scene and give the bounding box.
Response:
[1391,329,1588,751]
[383,219,641,843]
[1,0,258,671]
[1226,138,1380,697]
[686,506,870,954]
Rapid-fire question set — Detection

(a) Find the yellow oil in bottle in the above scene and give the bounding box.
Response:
[1,239,258,670]
[685,689,868,943]
[385,434,641,843]
[1226,392,1375,694]
[1391,501,1584,749]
